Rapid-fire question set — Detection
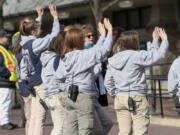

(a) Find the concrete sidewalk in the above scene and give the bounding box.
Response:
[0,108,180,135]
[151,116,180,127]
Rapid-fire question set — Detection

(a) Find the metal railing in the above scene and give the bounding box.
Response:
[146,63,172,117]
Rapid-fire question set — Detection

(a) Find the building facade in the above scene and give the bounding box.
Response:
[3,0,180,61]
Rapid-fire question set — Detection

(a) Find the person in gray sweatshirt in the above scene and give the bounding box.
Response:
[54,18,113,135]
[168,56,180,97]
[15,4,60,135]
[104,27,169,135]
[81,24,113,135]
[13,6,45,133]
[40,31,65,135]
[168,56,180,114]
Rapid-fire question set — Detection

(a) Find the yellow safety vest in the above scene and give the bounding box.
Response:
[12,32,20,43]
[0,45,17,82]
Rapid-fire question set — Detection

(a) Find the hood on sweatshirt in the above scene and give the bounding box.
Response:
[20,35,36,46]
[41,51,56,67]
[108,50,134,70]
[61,50,79,73]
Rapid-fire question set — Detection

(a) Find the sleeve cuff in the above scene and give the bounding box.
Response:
[35,16,42,23]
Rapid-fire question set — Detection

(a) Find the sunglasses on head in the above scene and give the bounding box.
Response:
[85,34,94,38]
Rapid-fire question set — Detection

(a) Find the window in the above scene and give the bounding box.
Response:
[128,10,139,28]
[60,17,86,26]
[178,0,180,23]
[113,6,151,30]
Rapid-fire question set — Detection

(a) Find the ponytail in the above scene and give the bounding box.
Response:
[13,17,40,54]
[19,17,40,36]
[12,33,22,54]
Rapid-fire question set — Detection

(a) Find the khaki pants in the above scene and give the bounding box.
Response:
[114,93,150,135]
[28,84,46,135]
[23,95,32,135]
[45,93,65,135]
[92,99,113,135]
[60,93,94,135]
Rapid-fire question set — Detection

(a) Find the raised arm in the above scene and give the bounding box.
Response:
[80,18,113,71]
[94,22,106,46]
[148,27,160,51]
[32,4,60,55]
[35,6,44,23]
[135,28,169,66]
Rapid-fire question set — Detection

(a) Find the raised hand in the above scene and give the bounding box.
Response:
[152,27,159,40]
[158,28,167,40]
[104,18,112,35]
[36,6,44,16]
[49,4,58,19]
[98,22,106,36]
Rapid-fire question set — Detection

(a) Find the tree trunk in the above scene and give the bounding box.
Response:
[0,0,5,30]
[89,0,119,35]
[89,0,103,35]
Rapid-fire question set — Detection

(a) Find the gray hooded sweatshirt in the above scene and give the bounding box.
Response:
[54,35,113,95]
[20,18,60,55]
[104,39,169,96]
[18,18,60,81]
[40,51,61,97]
[168,56,180,96]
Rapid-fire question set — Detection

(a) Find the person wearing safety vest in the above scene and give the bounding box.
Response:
[0,30,18,130]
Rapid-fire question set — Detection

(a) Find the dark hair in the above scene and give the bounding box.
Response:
[112,30,139,55]
[113,27,124,43]
[62,28,84,56]
[48,31,65,56]
[13,17,40,54]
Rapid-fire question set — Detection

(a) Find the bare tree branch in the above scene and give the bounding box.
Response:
[89,0,103,36]
[89,0,102,21]
[89,0,96,16]
[102,0,119,12]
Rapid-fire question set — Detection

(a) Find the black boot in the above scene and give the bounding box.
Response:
[1,123,18,130]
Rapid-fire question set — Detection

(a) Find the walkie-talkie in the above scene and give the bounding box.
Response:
[128,82,135,112]
[68,85,79,102]
[26,81,48,111]
[128,97,135,112]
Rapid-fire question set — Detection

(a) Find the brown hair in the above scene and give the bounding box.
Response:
[48,31,65,56]
[19,17,40,36]
[81,24,94,35]
[64,25,74,33]
[112,31,139,55]
[62,28,84,56]
[13,17,40,54]
[12,35,21,54]
[64,24,81,33]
